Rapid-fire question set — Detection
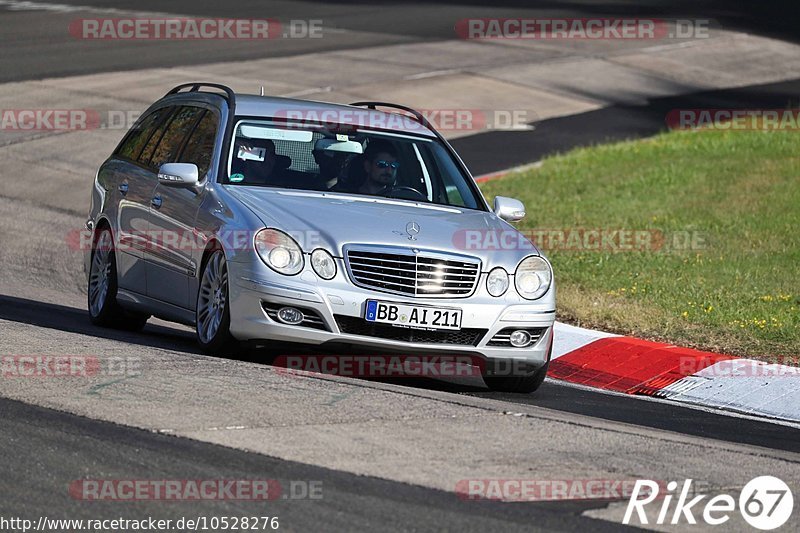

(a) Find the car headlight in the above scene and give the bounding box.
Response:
[486,267,509,297]
[311,248,337,280]
[514,256,552,300]
[254,229,304,275]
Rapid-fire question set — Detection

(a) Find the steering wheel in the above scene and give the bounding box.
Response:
[386,186,427,201]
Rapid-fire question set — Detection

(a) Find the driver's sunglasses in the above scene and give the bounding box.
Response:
[375,160,400,170]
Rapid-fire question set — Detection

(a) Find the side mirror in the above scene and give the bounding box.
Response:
[494,196,526,222]
[158,163,199,187]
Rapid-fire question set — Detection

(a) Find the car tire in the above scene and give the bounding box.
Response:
[196,249,238,354]
[87,227,149,331]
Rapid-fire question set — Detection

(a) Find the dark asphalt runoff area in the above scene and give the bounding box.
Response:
[2,0,798,83]
[0,293,798,530]
[1,1,798,530]
[0,397,637,532]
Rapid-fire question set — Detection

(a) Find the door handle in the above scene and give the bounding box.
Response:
[151,195,162,209]
[118,182,129,195]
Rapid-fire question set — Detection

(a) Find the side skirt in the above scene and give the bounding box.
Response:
[117,289,195,326]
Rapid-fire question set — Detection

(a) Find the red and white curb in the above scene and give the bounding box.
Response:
[473,167,798,425]
[551,322,800,425]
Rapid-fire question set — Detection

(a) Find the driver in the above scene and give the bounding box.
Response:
[358,140,399,195]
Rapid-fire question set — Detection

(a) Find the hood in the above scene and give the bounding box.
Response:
[226,187,540,270]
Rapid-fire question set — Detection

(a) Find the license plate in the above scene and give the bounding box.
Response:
[365,300,462,330]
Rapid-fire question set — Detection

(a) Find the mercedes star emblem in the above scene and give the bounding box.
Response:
[405,221,420,240]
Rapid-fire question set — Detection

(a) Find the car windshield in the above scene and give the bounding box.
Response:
[225,119,484,210]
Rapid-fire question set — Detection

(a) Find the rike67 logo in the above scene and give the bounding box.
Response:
[624,477,794,530]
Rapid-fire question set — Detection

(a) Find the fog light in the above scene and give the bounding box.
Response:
[509,330,532,347]
[277,306,304,325]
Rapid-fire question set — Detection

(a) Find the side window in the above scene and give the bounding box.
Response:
[430,143,478,209]
[149,106,204,170]
[115,108,168,161]
[138,106,176,166]
[177,110,219,178]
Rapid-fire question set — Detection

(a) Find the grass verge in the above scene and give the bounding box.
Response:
[479,129,799,362]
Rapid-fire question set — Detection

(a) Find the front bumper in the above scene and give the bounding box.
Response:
[227,258,555,370]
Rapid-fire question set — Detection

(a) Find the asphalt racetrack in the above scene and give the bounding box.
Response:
[0,1,798,531]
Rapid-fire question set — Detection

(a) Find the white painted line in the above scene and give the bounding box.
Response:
[0,0,186,17]
[281,86,333,98]
[403,69,461,81]
[552,321,619,359]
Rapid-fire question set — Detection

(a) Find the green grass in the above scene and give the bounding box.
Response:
[479,129,800,361]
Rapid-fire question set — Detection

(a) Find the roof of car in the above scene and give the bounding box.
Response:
[164,91,437,138]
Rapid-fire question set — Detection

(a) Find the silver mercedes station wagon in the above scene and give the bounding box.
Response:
[85,83,555,392]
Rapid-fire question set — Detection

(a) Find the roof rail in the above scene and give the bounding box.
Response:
[349,101,434,130]
[166,83,236,108]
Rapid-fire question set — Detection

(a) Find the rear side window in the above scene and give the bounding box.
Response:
[138,106,176,166]
[149,106,205,170]
[115,107,169,160]
[178,111,219,178]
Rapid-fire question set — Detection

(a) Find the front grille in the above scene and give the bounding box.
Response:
[487,327,547,347]
[262,302,329,331]
[335,315,486,346]
[345,247,480,298]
